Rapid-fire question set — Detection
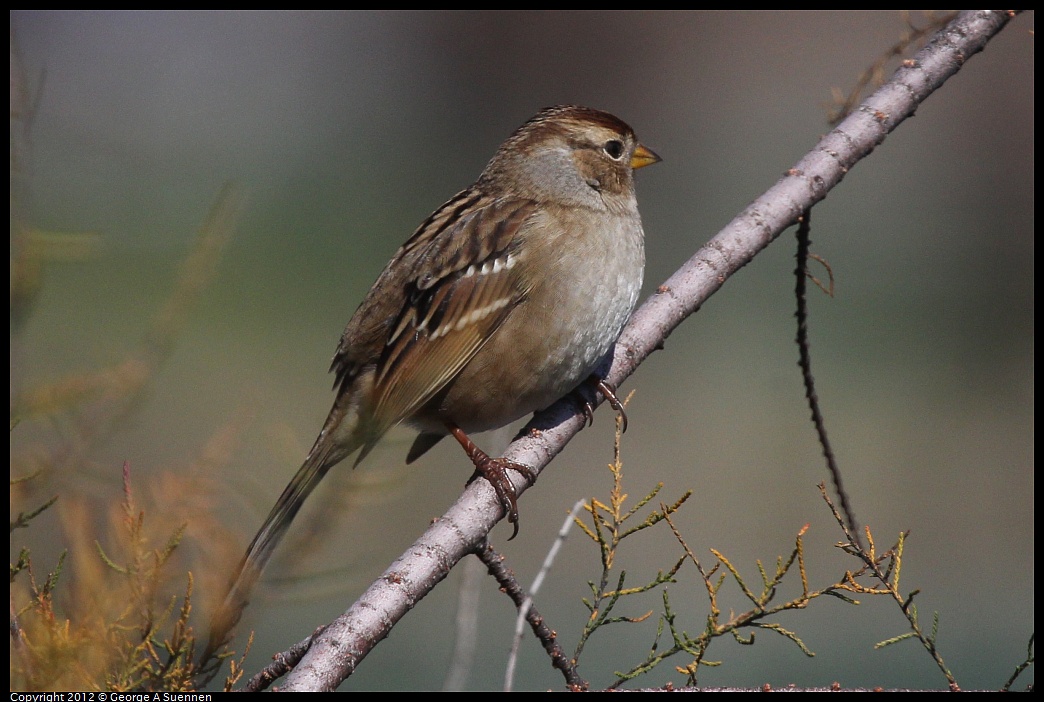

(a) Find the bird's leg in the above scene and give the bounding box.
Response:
[447,423,535,540]
[573,376,629,432]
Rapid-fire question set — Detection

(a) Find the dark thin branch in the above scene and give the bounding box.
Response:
[793,210,862,548]
[474,542,586,691]
[240,625,328,693]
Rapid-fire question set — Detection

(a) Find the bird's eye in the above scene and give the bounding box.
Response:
[603,139,625,160]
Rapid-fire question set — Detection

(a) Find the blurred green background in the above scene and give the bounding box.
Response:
[10,11,1033,691]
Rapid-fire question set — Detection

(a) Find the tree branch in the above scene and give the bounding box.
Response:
[270,10,1017,691]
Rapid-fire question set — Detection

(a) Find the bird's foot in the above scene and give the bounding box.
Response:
[448,424,535,540]
[574,376,628,432]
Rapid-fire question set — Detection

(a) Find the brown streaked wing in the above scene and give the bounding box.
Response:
[366,197,538,436]
[330,188,501,391]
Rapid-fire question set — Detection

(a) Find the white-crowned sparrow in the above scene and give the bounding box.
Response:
[229,104,659,608]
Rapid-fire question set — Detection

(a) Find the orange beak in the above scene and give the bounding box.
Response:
[631,143,662,170]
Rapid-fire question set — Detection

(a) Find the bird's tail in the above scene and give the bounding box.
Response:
[238,442,344,595]
[202,394,369,668]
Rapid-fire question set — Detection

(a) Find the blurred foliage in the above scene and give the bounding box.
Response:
[10,464,249,691]
[11,35,248,689]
